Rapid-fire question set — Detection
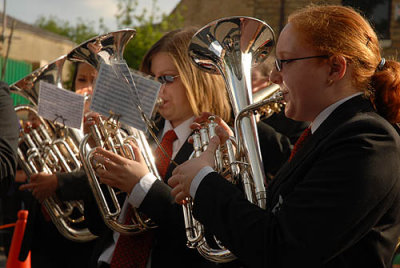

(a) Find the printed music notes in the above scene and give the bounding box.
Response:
[38,81,85,129]
[90,60,161,132]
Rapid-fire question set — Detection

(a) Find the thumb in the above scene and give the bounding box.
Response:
[206,135,221,155]
[131,141,145,165]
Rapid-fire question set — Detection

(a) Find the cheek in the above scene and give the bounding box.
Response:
[173,85,189,104]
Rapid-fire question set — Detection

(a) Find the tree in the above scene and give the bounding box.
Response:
[34,0,183,69]
[34,16,107,44]
[115,0,184,69]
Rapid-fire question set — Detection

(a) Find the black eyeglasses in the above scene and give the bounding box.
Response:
[157,75,180,84]
[275,55,329,72]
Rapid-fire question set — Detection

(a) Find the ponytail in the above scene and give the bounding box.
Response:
[370,59,400,123]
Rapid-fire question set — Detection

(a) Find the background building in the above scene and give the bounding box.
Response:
[0,13,75,104]
[173,0,400,57]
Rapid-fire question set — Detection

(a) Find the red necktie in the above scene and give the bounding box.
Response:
[155,130,178,180]
[110,206,154,268]
[289,127,312,162]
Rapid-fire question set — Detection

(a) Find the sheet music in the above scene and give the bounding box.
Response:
[37,81,85,129]
[113,62,160,119]
[131,71,160,119]
[90,61,161,132]
[112,61,140,103]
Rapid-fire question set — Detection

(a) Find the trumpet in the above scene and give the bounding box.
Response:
[11,56,96,242]
[75,29,159,235]
[183,16,279,262]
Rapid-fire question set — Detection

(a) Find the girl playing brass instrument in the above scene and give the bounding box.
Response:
[169,5,400,268]
[84,28,232,268]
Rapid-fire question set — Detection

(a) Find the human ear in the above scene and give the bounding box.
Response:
[328,55,347,82]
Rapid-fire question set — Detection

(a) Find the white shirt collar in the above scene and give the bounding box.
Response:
[162,116,195,140]
[161,116,195,158]
[311,92,363,134]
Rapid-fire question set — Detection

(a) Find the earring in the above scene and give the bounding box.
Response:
[327,79,334,86]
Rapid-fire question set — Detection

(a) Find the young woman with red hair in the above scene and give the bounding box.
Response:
[168,5,400,267]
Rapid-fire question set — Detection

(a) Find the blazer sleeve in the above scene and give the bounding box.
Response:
[0,82,19,196]
[56,170,91,201]
[83,183,116,236]
[193,116,400,267]
[139,179,185,230]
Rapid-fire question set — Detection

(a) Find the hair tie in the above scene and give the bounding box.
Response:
[377,58,386,71]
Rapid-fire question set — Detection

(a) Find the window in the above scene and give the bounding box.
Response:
[342,0,391,40]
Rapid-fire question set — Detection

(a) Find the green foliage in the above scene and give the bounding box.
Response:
[34,15,103,44]
[116,0,184,69]
[34,0,183,69]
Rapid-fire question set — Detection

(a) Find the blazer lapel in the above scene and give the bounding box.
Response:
[164,138,194,182]
[267,95,374,208]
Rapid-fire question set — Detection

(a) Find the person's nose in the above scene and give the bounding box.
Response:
[269,68,282,85]
[159,83,166,96]
[87,84,93,95]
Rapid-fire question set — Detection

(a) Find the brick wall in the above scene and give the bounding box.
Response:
[388,0,400,58]
[176,0,254,28]
[172,0,399,59]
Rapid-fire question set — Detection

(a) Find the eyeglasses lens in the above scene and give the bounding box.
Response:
[158,75,175,84]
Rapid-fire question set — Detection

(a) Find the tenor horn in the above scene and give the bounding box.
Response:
[184,16,281,262]
[11,55,97,242]
[75,29,159,234]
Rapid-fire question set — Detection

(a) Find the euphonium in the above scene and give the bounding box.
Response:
[252,83,283,118]
[75,29,159,234]
[253,83,280,103]
[183,16,282,262]
[11,55,97,242]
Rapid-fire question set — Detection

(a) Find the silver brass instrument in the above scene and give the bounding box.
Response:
[253,83,283,118]
[11,56,97,242]
[253,83,280,103]
[184,16,282,262]
[75,29,159,234]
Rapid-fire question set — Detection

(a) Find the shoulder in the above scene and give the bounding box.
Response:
[330,111,400,145]
[0,81,10,94]
[0,82,14,106]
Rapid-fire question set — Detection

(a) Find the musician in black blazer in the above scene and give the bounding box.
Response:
[86,28,232,268]
[17,62,98,268]
[168,5,400,268]
[252,58,309,178]
[0,81,19,255]
[0,81,19,194]
[87,121,219,268]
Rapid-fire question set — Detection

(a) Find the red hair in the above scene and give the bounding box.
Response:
[288,5,400,123]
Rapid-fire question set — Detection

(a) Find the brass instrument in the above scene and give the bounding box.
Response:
[11,55,97,242]
[183,16,282,262]
[253,83,280,103]
[253,83,283,118]
[75,29,159,234]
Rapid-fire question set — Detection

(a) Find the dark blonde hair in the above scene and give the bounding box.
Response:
[288,5,400,123]
[140,28,232,123]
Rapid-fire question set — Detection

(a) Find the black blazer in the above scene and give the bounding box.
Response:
[192,95,400,267]
[258,110,309,177]
[0,82,19,195]
[87,125,218,268]
[18,169,96,267]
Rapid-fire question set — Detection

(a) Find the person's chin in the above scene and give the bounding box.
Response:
[159,110,172,120]
[284,105,295,119]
